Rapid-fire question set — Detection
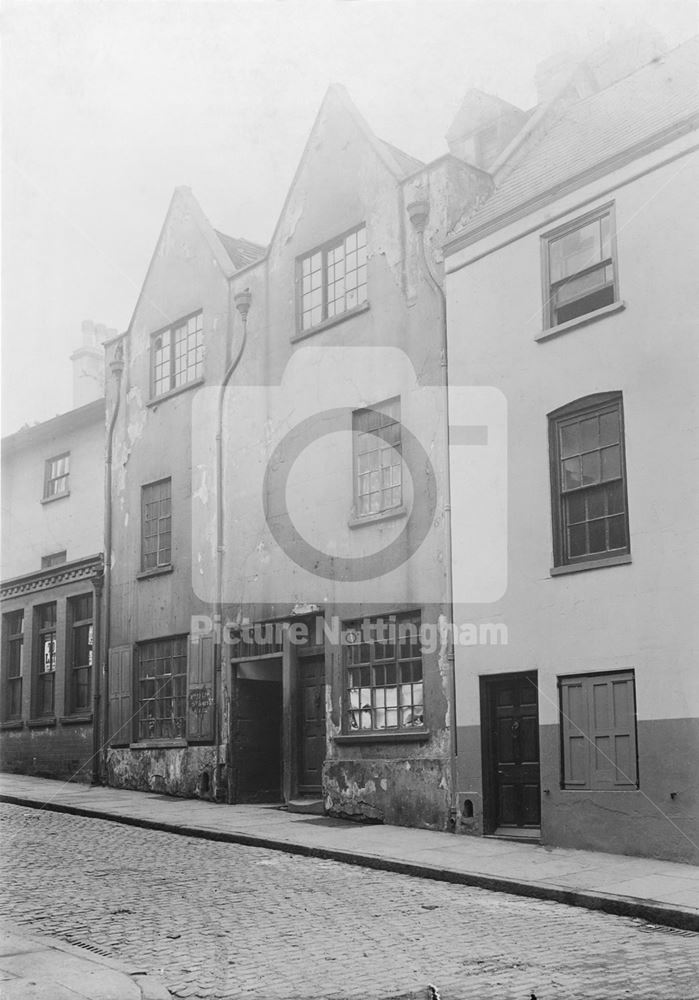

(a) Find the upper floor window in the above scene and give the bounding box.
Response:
[3,610,24,720]
[344,613,424,733]
[299,225,367,333]
[36,602,57,716]
[68,594,93,714]
[44,453,70,499]
[42,551,67,570]
[142,478,172,571]
[151,312,203,397]
[549,393,629,568]
[353,398,402,518]
[543,206,617,328]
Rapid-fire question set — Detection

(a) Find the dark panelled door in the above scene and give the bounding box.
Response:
[490,673,540,828]
[298,655,326,796]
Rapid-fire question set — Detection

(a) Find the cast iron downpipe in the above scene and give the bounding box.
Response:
[214,287,251,794]
[406,198,459,827]
[100,341,125,782]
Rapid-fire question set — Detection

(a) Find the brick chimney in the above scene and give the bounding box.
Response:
[71,320,116,408]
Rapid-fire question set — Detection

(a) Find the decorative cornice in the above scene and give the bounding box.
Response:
[1,554,104,601]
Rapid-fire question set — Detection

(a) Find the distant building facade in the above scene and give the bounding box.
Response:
[444,38,699,862]
[1,323,111,781]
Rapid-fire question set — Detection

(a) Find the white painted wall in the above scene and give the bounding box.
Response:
[446,134,699,726]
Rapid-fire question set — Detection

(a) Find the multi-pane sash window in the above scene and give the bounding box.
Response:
[300,225,367,331]
[559,671,638,789]
[69,594,93,713]
[44,454,70,499]
[344,613,423,732]
[549,394,629,567]
[544,206,617,328]
[4,611,24,719]
[137,637,187,740]
[353,398,402,517]
[36,603,57,716]
[142,478,172,571]
[42,551,67,570]
[151,312,204,397]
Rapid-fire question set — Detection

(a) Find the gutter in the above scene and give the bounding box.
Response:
[406,198,459,827]
[101,342,125,780]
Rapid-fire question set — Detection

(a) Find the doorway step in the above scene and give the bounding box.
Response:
[488,827,541,843]
[286,798,325,816]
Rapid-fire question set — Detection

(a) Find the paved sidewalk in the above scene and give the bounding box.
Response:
[1,773,697,932]
[0,919,170,999]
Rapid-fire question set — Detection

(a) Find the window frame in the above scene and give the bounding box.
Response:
[149,310,204,400]
[558,669,639,790]
[68,593,93,715]
[135,636,188,741]
[541,203,619,331]
[342,612,425,735]
[141,477,172,573]
[296,223,368,335]
[35,602,57,717]
[41,551,67,570]
[352,397,403,520]
[548,392,630,570]
[3,610,24,720]
[43,453,70,501]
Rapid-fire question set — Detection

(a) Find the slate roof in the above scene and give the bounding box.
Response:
[214,231,267,269]
[378,139,425,177]
[450,37,699,243]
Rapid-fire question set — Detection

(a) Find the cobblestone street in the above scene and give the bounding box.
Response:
[1,803,697,1000]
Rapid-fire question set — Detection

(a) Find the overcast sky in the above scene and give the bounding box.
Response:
[2,0,697,433]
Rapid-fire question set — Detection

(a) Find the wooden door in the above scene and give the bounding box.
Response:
[485,672,540,829]
[297,655,325,796]
[233,678,283,803]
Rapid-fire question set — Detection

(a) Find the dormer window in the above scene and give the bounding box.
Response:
[151,312,204,398]
[298,225,367,334]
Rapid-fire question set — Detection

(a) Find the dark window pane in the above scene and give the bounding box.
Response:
[601,445,621,481]
[608,515,627,550]
[588,519,607,553]
[607,480,624,515]
[579,417,599,452]
[599,410,619,446]
[587,485,606,520]
[569,523,587,557]
[560,423,579,458]
[581,451,601,485]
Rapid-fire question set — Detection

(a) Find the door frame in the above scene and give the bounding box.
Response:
[480,670,540,834]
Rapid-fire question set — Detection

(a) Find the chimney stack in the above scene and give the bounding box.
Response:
[71,320,116,408]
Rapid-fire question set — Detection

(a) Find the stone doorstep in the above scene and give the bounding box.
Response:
[286,798,325,815]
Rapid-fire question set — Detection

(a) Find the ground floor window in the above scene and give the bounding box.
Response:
[36,603,57,716]
[69,594,93,713]
[344,612,423,732]
[3,610,24,719]
[136,637,187,739]
[559,670,638,789]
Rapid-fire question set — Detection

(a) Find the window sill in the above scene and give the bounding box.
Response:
[129,739,188,749]
[550,553,632,576]
[147,378,204,408]
[41,491,70,505]
[137,565,174,580]
[0,720,24,731]
[27,717,57,729]
[348,505,408,530]
[59,713,93,725]
[334,730,430,745]
[536,300,626,342]
[291,301,370,343]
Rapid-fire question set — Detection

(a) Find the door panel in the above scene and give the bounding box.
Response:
[234,679,282,803]
[298,655,325,795]
[486,672,541,829]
